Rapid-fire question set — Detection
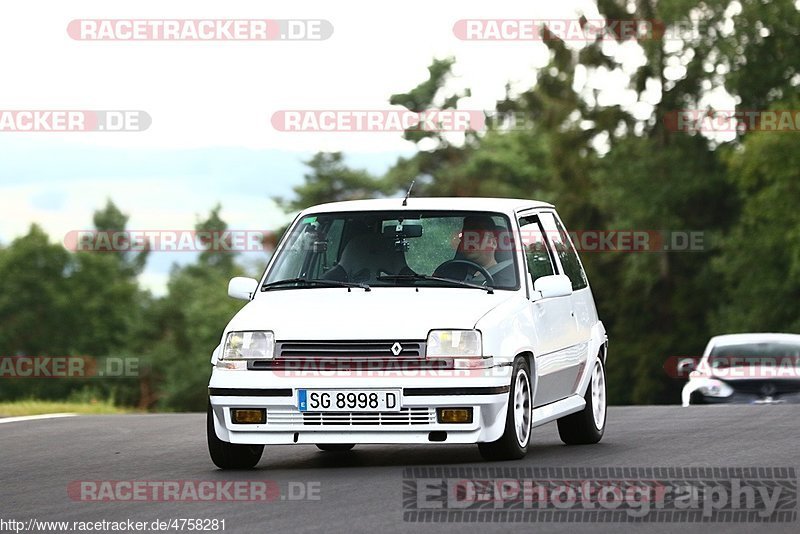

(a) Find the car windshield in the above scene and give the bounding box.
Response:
[262,210,520,291]
[708,342,800,368]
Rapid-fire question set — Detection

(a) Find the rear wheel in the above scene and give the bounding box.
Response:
[316,444,355,452]
[478,357,532,461]
[557,357,606,445]
[207,402,264,469]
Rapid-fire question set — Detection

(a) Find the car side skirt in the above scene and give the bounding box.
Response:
[532,394,586,428]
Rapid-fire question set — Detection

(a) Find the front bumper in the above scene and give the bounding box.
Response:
[682,378,800,406]
[208,367,512,445]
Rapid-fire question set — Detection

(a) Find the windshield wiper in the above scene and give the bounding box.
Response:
[377,274,493,294]
[261,277,370,292]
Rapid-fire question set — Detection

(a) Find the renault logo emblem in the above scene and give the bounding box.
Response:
[761,383,777,397]
[390,342,403,356]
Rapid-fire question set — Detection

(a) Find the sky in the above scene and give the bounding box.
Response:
[0,0,664,295]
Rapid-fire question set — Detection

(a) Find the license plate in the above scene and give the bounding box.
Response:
[298,389,401,412]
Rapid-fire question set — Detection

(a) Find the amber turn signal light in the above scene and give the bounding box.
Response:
[437,408,473,424]
[231,408,266,424]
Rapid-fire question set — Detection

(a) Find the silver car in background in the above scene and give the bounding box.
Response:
[681,333,800,405]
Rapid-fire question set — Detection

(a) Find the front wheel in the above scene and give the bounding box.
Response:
[557,357,607,445]
[207,402,264,469]
[478,357,532,461]
[688,391,706,405]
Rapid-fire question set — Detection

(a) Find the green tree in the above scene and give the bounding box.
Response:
[0,202,151,406]
[712,99,800,333]
[278,152,393,213]
[0,225,74,357]
[70,201,147,356]
[92,198,148,275]
[151,207,247,411]
[384,57,477,195]
[0,226,73,401]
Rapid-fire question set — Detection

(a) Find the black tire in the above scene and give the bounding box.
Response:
[478,356,532,461]
[557,357,606,445]
[688,391,705,405]
[207,402,264,469]
[316,444,355,452]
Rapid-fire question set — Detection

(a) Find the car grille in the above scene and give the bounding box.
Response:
[276,340,425,359]
[724,379,800,397]
[263,407,436,427]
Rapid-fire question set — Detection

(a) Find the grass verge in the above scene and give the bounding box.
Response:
[0,399,135,417]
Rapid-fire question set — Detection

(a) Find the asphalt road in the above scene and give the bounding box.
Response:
[1,406,798,534]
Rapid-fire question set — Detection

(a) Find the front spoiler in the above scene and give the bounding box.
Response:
[208,384,511,444]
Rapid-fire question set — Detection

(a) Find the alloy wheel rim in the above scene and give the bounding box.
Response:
[514,368,532,447]
[591,360,606,430]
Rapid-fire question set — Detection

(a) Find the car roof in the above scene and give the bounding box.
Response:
[709,333,800,347]
[299,197,554,215]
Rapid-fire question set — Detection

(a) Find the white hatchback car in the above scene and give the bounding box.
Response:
[207,198,608,468]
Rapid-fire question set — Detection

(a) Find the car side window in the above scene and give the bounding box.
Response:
[539,213,588,290]
[517,216,555,283]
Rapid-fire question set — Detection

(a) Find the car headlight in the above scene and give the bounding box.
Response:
[427,330,482,358]
[698,378,733,397]
[222,331,275,360]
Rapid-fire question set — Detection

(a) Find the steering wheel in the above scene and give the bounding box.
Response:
[434,259,495,286]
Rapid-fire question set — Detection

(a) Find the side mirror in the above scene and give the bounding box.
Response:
[533,274,573,299]
[228,277,258,301]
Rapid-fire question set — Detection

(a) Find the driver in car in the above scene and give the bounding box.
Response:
[435,215,516,287]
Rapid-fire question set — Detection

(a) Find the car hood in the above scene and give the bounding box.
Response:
[225,287,517,340]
